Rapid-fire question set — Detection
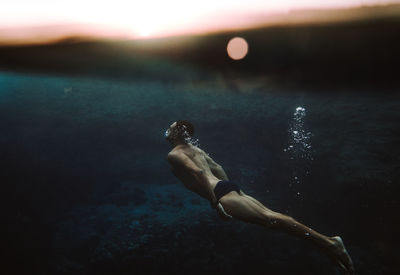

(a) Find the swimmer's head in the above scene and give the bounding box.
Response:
[165,120,194,145]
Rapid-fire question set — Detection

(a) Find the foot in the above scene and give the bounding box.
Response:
[328,236,355,274]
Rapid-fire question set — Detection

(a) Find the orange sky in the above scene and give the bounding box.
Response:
[0,0,399,44]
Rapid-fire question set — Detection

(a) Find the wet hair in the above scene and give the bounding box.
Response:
[175,120,194,138]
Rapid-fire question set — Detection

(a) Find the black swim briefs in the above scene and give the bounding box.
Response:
[213,180,241,201]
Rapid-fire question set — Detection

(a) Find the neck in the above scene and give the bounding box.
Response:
[171,139,188,148]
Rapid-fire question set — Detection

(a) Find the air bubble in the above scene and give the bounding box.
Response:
[181,125,201,147]
[283,106,313,161]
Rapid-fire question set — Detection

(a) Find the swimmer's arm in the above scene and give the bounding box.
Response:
[202,152,229,181]
[168,152,218,207]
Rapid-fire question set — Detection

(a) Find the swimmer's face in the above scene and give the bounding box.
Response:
[165,121,178,142]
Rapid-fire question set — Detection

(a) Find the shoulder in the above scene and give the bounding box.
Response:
[167,151,176,160]
[189,145,207,155]
[196,147,211,158]
[167,150,184,162]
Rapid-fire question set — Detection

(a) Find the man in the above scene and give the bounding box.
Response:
[165,120,355,274]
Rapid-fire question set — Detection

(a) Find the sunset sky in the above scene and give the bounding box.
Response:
[0,0,398,41]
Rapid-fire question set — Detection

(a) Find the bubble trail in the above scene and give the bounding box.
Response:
[284,106,314,195]
[284,106,313,161]
[181,125,201,147]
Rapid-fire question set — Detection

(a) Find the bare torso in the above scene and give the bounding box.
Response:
[168,144,221,199]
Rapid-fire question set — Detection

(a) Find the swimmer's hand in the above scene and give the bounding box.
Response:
[216,202,232,221]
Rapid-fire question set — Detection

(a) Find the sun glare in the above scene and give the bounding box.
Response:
[138,28,151,37]
[227,37,249,60]
[0,1,394,41]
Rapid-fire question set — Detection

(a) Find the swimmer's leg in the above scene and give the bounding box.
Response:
[219,192,355,274]
[239,190,269,211]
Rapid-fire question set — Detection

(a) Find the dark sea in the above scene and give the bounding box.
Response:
[2,68,399,275]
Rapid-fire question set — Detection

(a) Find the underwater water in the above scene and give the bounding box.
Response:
[2,71,399,275]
